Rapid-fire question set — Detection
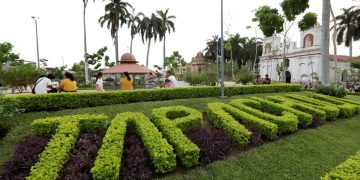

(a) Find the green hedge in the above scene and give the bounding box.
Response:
[208,102,278,139]
[310,94,360,114]
[151,106,202,167]
[250,97,313,128]
[321,150,360,180]
[91,112,176,179]
[285,94,356,118]
[207,102,251,147]
[27,114,108,180]
[266,95,328,122]
[230,99,298,134]
[5,84,301,112]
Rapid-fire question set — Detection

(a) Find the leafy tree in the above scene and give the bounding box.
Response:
[87,47,115,70]
[0,42,19,68]
[99,0,132,62]
[276,62,288,81]
[71,61,86,84]
[235,68,257,85]
[254,1,317,65]
[0,63,44,93]
[157,9,176,65]
[127,8,144,54]
[334,6,360,57]
[154,51,186,75]
[140,13,163,67]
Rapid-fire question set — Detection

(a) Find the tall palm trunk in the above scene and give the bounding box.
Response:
[330,2,338,83]
[146,38,151,67]
[350,39,353,58]
[321,0,331,85]
[163,35,166,67]
[115,31,119,64]
[83,1,89,84]
[130,37,133,54]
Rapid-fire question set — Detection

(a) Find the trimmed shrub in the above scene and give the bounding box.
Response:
[4,84,301,112]
[250,97,313,127]
[28,114,108,180]
[207,102,251,147]
[230,99,298,134]
[266,95,328,122]
[285,94,356,118]
[315,85,348,98]
[151,106,202,167]
[208,102,278,140]
[91,112,176,180]
[321,150,360,180]
[310,93,360,114]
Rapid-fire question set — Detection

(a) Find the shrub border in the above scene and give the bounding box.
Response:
[5,84,301,112]
[321,150,360,180]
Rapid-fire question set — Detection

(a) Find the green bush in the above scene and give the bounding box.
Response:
[266,95,328,121]
[310,94,360,114]
[184,71,218,86]
[230,99,298,134]
[91,112,176,179]
[0,93,22,132]
[5,84,301,112]
[285,94,356,118]
[250,97,313,127]
[151,106,202,167]
[235,68,257,85]
[315,85,348,98]
[207,102,251,147]
[28,114,108,180]
[208,102,278,140]
[321,150,360,180]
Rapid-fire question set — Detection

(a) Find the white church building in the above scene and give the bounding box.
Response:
[259,24,351,84]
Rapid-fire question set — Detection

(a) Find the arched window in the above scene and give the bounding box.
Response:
[265,43,272,54]
[303,34,314,48]
[284,59,290,67]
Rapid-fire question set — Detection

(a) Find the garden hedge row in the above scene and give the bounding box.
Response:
[266,95,328,122]
[28,114,108,180]
[91,112,176,179]
[321,150,360,180]
[5,84,301,112]
[310,94,360,114]
[208,102,278,139]
[230,99,298,134]
[207,102,251,147]
[250,97,313,127]
[285,94,356,118]
[151,106,202,167]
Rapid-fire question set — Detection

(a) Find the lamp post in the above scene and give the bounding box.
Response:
[31,16,40,68]
[220,0,226,98]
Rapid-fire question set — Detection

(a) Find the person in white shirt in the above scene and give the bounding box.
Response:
[95,72,105,91]
[166,70,177,88]
[34,74,55,94]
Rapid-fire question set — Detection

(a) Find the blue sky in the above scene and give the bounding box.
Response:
[0,0,359,69]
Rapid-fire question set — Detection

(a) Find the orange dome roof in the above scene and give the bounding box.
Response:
[120,53,136,62]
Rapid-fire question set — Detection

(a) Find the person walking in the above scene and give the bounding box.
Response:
[121,71,133,90]
[95,72,105,91]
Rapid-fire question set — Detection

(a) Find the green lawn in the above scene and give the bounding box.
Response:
[1,91,359,180]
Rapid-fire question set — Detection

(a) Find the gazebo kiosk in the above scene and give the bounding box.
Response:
[102,53,150,89]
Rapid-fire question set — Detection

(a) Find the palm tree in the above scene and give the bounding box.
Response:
[156,9,176,66]
[99,0,132,63]
[127,8,144,54]
[335,6,360,57]
[204,35,219,63]
[140,13,163,67]
[321,0,331,85]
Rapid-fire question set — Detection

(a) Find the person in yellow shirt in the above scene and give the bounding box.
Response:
[60,72,77,92]
[121,71,133,90]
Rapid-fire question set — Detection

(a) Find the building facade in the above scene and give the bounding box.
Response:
[259,24,351,84]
